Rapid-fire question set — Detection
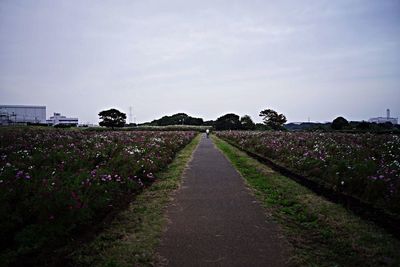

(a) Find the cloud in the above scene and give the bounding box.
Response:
[0,0,399,124]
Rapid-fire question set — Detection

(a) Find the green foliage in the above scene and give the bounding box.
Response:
[259,109,287,130]
[331,116,349,130]
[215,113,241,130]
[355,121,370,130]
[381,121,394,129]
[99,109,126,129]
[150,113,203,126]
[240,115,256,130]
[203,120,215,127]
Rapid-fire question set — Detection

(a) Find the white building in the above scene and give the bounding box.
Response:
[47,112,78,126]
[369,109,398,125]
[0,105,46,125]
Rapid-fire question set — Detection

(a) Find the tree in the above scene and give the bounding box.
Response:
[259,109,287,130]
[99,108,126,129]
[356,121,370,130]
[215,113,241,130]
[203,120,215,127]
[331,116,349,130]
[150,113,204,126]
[240,115,256,130]
[185,116,204,126]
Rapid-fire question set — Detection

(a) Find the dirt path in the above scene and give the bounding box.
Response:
[157,135,290,266]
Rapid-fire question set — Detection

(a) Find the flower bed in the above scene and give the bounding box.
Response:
[0,128,195,264]
[216,131,400,215]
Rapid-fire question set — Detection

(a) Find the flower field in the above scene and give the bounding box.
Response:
[0,128,195,265]
[216,131,400,215]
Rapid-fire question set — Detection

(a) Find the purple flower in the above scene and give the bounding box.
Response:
[16,170,24,179]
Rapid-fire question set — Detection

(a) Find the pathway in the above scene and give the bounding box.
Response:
[157,135,289,266]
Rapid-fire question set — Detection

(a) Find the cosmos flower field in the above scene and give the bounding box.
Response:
[216,131,400,215]
[0,128,195,264]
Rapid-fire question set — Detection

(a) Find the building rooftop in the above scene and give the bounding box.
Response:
[0,105,46,108]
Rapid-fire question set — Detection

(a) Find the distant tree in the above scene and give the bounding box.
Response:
[203,120,215,127]
[259,109,287,130]
[380,121,394,130]
[215,113,241,130]
[185,116,204,126]
[356,121,370,130]
[240,115,256,130]
[331,116,349,130]
[99,108,126,129]
[171,113,188,125]
[151,113,204,126]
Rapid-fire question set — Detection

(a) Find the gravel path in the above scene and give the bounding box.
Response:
[157,135,290,266]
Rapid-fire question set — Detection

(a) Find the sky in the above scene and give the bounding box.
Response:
[0,0,399,124]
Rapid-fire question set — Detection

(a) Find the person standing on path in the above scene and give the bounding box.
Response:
[206,129,210,138]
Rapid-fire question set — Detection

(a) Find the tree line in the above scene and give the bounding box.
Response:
[98,108,399,133]
[98,108,287,130]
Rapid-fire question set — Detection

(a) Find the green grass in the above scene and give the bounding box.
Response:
[212,135,400,267]
[67,134,201,267]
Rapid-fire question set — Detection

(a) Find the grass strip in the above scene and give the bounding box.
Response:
[67,134,201,267]
[213,135,400,267]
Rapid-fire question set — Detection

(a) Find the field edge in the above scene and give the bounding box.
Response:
[67,133,201,267]
[212,135,400,267]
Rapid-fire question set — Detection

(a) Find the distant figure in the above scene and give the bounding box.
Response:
[206,129,210,138]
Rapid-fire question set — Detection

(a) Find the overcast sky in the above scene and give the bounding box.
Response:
[1,0,399,124]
